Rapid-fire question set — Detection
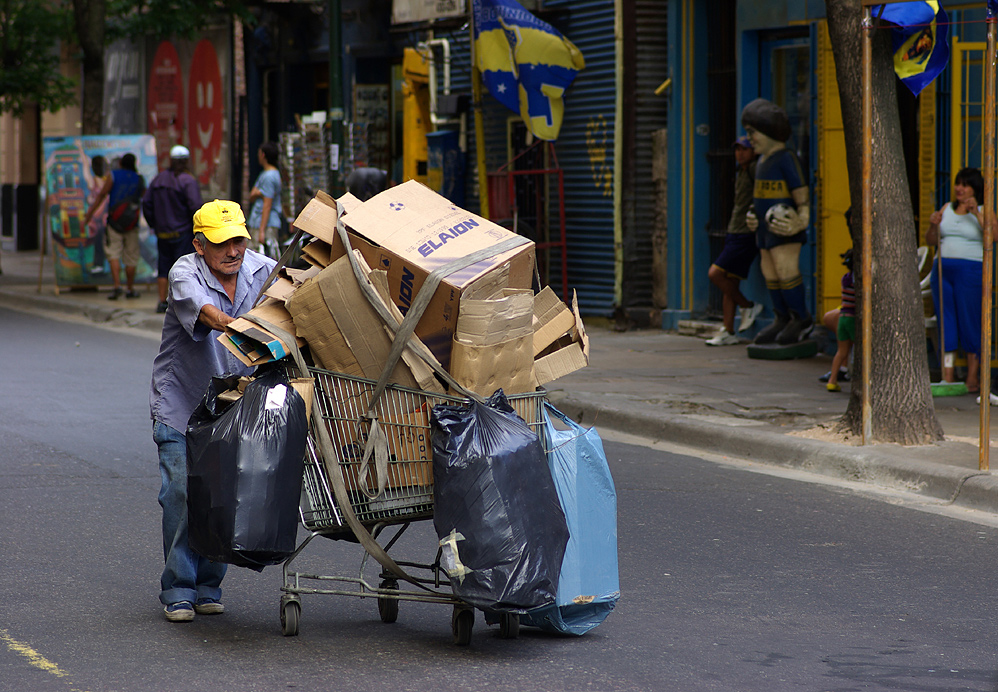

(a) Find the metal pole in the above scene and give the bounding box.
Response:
[328,0,344,190]
[980,14,996,471]
[861,7,873,444]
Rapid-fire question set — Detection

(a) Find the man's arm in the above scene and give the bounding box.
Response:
[84,176,113,225]
[198,304,235,331]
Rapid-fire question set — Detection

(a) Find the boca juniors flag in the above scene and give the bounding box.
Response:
[875,1,950,96]
[472,0,585,141]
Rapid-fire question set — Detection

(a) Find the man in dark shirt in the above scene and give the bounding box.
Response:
[706,136,763,346]
[143,145,204,313]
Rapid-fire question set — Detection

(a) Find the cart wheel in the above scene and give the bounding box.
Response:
[281,598,300,637]
[378,579,399,624]
[452,607,474,646]
[498,613,520,639]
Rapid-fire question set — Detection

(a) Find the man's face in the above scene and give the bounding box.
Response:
[194,236,247,277]
[734,144,754,167]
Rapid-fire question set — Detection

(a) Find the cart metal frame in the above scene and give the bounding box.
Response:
[279,366,546,644]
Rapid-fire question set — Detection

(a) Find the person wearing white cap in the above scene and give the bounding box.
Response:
[142,145,203,312]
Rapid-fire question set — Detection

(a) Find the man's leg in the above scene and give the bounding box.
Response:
[153,421,226,616]
[708,264,749,334]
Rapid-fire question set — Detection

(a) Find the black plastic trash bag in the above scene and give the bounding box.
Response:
[186,367,308,571]
[430,390,569,612]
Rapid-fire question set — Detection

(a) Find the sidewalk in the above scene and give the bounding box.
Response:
[3,246,998,512]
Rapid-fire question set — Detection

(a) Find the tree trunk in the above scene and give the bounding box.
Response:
[825,0,943,444]
[73,0,106,135]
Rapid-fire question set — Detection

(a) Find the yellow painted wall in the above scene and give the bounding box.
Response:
[816,20,852,318]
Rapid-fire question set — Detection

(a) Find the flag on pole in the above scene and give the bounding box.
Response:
[472,0,585,141]
[990,0,998,18]
[875,1,950,96]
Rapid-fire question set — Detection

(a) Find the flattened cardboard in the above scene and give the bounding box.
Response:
[455,290,533,346]
[533,286,577,356]
[450,290,536,396]
[533,290,590,385]
[325,405,432,491]
[285,271,365,377]
[217,299,304,368]
[286,253,437,391]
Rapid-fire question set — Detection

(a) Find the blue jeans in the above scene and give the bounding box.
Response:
[153,420,227,605]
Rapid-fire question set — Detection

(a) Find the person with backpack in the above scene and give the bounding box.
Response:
[143,145,204,313]
[84,152,146,299]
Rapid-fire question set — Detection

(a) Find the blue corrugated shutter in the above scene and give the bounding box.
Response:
[445,1,618,316]
[545,0,618,315]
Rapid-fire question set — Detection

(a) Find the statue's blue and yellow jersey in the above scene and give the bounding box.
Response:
[752,148,807,249]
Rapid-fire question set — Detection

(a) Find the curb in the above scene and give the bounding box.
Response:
[0,287,164,334]
[550,390,994,513]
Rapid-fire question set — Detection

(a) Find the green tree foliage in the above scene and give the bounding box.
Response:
[0,0,77,116]
[0,0,253,124]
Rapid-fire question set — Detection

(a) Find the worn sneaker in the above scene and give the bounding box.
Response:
[706,329,741,346]
[164,601,195,622]
[827,382,842,392]
[976,393,998,405]
[738,303,765,333]
[194,598,224,615]
[107,287,124,301]
[125,289,141,299]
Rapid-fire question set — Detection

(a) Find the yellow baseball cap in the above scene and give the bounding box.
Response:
[193,199,250,244]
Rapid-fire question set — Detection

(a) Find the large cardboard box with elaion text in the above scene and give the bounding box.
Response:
[292,181,535,369]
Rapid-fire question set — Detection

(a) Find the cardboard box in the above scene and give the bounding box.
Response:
[217,299,304,368]
[324,404,432,492]
[534,291,590,385]
[533,286,577,356]
[293,181,535,368]
[450,290,537,396]
[285,252,440,392]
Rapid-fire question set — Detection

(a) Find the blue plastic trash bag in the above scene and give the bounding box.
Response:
[186,367,308,571]
[521,402,620,635]
[431,390,569,612]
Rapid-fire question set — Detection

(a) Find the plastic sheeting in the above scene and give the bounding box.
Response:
[431,390,569,612]
[521,403,620,635]
[186,367,308,571]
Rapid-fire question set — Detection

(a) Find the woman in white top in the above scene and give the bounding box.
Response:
[926,167,984,392]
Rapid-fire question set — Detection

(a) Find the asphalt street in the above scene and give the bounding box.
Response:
[4,306,998,691]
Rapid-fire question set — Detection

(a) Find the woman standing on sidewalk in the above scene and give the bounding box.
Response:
[247,142,283,259]
[926,167,984,393]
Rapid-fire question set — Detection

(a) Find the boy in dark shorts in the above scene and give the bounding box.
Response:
[706,136,764,346]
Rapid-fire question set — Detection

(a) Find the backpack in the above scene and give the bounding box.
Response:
[108,194,142,232]
[107,172,145,233]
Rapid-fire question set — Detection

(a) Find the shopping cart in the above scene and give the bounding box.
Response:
[279,366,547,645]
[248,199,550,645]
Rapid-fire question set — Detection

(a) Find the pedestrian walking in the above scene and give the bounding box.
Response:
[84,153,146,299]
[149,199,276,622]
[247,141,284,258]
[142,145,204,313]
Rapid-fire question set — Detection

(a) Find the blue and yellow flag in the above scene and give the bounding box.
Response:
[472,0,585,141]
[876,1,949,96]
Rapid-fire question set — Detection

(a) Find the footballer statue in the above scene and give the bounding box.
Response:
[741,98,813,345]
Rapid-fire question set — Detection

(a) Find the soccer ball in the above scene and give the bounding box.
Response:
[764,203,797,236]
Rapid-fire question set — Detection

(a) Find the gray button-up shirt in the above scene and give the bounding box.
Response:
[149,248,276,432]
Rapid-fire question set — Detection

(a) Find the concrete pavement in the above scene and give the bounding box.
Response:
[3,245,998,513]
